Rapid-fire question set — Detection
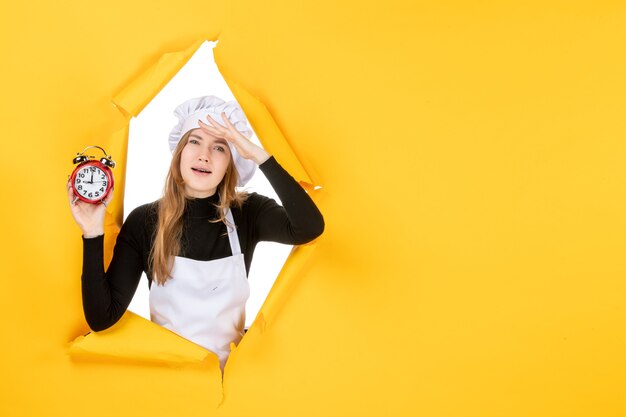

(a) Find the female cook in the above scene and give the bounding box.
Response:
[68,96,325,370]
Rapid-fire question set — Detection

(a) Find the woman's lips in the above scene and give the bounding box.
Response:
[191,167,212,176]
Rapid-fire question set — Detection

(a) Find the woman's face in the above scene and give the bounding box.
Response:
[179,128,231,198]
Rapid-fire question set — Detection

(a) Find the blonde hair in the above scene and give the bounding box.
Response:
[149,130,248,285]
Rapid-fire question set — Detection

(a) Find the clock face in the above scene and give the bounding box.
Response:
[73,164,110,202]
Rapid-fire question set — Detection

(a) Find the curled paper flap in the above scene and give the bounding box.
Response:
[68,311,218,367]
[113,39,206,117]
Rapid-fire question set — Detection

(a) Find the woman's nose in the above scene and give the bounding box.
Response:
[197,149,210,162]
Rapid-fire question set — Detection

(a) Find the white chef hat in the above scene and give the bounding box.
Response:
[168,95,257,187]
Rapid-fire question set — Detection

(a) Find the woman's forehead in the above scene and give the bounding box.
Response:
[188,128,220,141]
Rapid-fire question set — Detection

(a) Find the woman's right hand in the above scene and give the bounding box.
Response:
[67,180,113,238]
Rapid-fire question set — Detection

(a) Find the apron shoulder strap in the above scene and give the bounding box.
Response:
[224,208,242,256]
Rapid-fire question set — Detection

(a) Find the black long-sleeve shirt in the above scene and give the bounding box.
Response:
[81,156,324,331]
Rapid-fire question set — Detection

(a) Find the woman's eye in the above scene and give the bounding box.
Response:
[214,146,225,152]
[189,139,199,145]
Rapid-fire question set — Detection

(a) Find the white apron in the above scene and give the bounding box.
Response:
[149,209,250,370]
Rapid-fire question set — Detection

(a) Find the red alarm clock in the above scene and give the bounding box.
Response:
[70,146,115,204]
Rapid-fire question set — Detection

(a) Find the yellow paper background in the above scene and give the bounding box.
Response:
[1,1,626,416]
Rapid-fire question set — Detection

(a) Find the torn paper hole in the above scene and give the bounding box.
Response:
[72,40,324,387]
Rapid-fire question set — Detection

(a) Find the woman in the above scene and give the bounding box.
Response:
[68,96,324,369]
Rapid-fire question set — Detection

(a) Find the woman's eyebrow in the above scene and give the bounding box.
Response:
[189,134,228,146]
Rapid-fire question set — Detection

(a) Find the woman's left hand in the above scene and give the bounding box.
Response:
[198,113,271,165]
